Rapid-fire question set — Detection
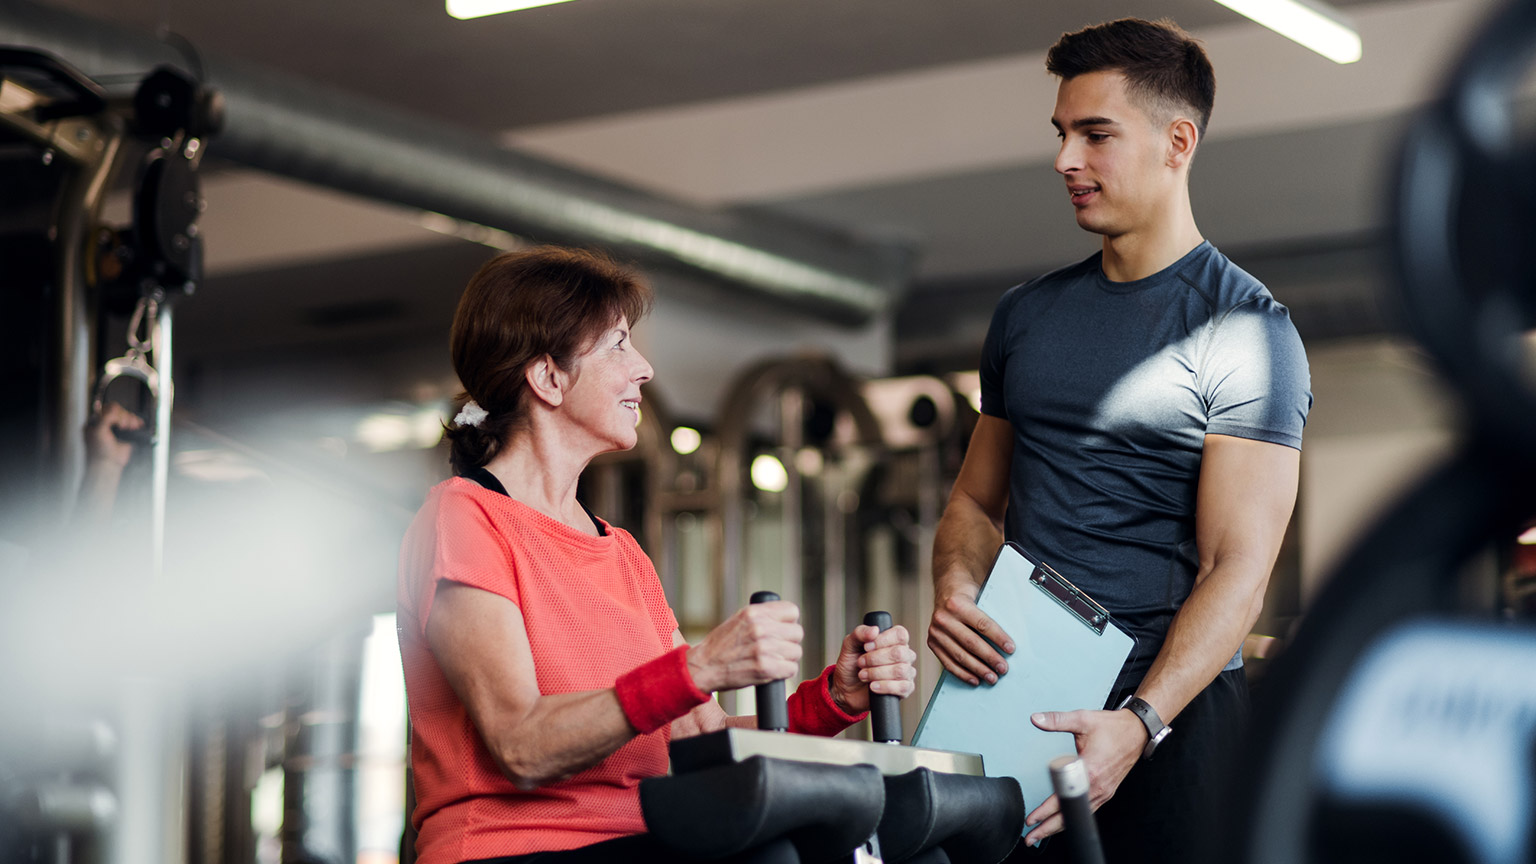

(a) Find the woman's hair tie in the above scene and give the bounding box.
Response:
[454,400,489,428]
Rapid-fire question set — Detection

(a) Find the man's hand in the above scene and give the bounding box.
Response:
[829,623,917,714]
[927,583,1014,686]
[928,414,1015,687]
[85,402,143,469]
[1021,708,1146,846]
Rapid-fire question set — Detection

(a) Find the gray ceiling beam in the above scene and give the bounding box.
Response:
[1,0,909,325]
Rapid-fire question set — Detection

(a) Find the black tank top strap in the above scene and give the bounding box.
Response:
[461,466,607,537]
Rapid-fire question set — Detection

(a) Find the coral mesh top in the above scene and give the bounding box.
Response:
[397,477,679,864]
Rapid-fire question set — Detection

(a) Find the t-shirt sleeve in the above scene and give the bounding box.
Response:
[978,287,1018,420]
[415,491,519,636]
[1202,297,1313,450]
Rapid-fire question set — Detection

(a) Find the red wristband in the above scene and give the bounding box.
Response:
[614,646,710,734]
[787,664,867,737]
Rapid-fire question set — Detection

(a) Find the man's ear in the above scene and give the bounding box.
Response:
[524,355,566,408]
[1167,116,1199,170]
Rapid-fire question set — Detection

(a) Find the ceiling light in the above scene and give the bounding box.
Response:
[1213,0,1362,64]
[446,0,576,20]
[750,454,789,493]
[1518,526,1536,545]
[670,426,702,455]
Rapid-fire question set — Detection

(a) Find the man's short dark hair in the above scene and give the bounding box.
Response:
[1046,18,1215,139]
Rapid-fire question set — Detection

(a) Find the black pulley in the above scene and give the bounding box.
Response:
[132,66,224,140]
[133,154,202,287]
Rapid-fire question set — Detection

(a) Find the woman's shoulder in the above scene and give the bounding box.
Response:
[416,476,522,537]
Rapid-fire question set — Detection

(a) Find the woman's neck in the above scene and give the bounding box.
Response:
[481,429,599,536]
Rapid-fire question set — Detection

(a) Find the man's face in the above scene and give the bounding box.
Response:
[1051,70,1177,239]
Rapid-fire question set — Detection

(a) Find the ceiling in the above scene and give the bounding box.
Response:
[47,0,1389,130]
[19,0,1509,416]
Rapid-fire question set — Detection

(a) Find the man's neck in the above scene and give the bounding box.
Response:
[1099,197,1204,283]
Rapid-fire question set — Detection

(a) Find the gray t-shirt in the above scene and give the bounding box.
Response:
[979,241,1311,692]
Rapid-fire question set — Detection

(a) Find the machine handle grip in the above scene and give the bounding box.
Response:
[750,591,788,732]
[863,611,901,743]
[1049,755,1106,864]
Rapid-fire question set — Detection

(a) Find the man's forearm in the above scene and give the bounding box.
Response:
[932,496,1003,595]
[1132,559,1267,724]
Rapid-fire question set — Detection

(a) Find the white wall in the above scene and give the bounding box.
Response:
[1299,338,1462,603]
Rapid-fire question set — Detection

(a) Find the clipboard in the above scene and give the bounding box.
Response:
[911,542,1137,825]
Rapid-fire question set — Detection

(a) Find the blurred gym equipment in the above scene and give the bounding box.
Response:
[642,608,1023,863]
[1225,1,1536,862]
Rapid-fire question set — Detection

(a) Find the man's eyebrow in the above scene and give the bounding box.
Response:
[1070,116,1120,130]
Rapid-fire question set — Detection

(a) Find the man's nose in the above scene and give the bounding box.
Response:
[1054,139,1081,176]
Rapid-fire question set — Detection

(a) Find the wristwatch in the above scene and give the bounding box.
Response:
[1118,694,1172,760]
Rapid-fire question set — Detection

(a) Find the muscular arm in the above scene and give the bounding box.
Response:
[1024,433,1300,843]
[1136,434,1299,723]
[928,414,1016,686]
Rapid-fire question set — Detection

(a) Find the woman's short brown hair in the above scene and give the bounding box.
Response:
[445,246,653,475]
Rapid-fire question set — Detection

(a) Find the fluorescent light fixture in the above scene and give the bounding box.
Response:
[355,408,446,453]
[447,0,576,20]
[1213,0,1362,64]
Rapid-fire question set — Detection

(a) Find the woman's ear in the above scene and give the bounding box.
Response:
[524,355,566,408]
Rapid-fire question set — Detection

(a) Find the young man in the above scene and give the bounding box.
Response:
[926,18,1311,862]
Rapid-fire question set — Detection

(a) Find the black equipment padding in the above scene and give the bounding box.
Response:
[639,755,884,863]
[876,768,1024,864]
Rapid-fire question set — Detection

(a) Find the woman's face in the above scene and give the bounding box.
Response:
[559,318,653,455]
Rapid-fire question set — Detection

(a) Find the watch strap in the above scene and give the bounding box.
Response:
[1117,694,1171,760]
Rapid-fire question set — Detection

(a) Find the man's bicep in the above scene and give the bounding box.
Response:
[1194,434,1300,577]
[950,414,1014,523]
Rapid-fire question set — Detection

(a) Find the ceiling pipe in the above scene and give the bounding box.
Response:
[0,0,909,325]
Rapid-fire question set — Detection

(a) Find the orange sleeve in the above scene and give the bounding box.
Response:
[417,488,519,636]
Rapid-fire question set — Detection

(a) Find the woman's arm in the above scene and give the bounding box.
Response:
[426,582,635,789]
[429,584,805,787]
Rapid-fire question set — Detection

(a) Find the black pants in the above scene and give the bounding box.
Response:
[1007,668,1250,864]
[465,833,800,864]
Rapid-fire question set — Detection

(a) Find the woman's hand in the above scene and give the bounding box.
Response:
[686,600,803,694]
[829,624,917,714]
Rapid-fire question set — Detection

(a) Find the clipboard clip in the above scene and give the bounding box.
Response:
[1029,562,1111,636]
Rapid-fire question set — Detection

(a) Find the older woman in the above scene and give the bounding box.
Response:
[398,247,917,864]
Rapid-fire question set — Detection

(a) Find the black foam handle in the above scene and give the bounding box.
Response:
[750,591,788,732]
[862,611,902,743]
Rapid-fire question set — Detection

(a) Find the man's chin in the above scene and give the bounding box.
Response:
[1075,214,1114,236]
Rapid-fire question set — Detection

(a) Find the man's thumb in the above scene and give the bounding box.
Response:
[1031,710,1078,731]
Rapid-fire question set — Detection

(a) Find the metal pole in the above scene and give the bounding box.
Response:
[151,302,173,583]
[49,120,122,519]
